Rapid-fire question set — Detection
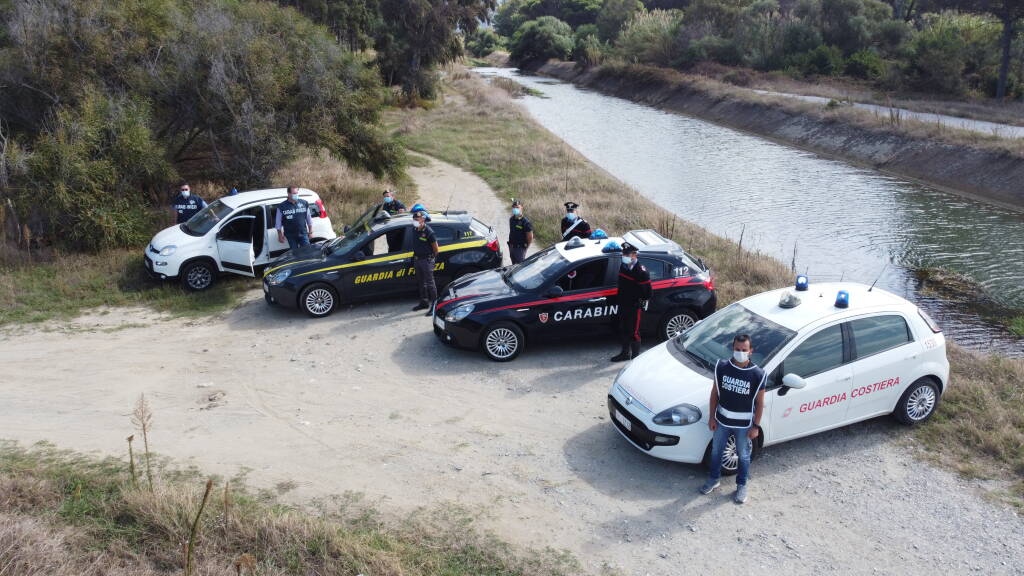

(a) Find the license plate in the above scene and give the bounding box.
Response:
[433,315,445,330]
[614,410,632,431]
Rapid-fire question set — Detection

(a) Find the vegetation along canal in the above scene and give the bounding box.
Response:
[476,67,1024,356]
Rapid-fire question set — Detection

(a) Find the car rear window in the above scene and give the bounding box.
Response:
[851,315,913,359]
[432,225,456,244]
[469,218,490,238]
[638,258,669,280]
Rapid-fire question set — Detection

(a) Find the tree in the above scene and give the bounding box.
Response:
[466,25,501,56]
[510,16,575,62]
[945,0,1024,98]
[495,0,529,36]
[279,0,382,50]
[519,0,604,28]
[376,0,496,99]
[596,0,645,42]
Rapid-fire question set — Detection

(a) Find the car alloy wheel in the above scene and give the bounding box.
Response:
[484,327,519,360]
[304,288,334,316]
[185,263,213,290]
[905,383,937,422]
[665,312,696,339]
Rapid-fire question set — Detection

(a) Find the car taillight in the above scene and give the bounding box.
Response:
[486,239,499,252]
[315,199,327,218]
[697,270,714,291]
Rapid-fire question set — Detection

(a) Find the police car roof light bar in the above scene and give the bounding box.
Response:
[835,290,850,309]
[795,274,809,291]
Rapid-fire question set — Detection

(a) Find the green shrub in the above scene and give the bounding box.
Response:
[845,49,887,80]
[781,18,822,55]
[574,34,606,67]
[736,0,786,70]
[677,35,743,67]
[510,16,575,63]
[615,9,683,66]
[790,44,845,76]
[910,18,967,94]
[821,0,870,54]
[596,0,645,42]
[466,26,501,57]
[495,0,530,36]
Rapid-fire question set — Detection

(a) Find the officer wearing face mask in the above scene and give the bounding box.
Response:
[611,242,651,362]
[700,334,766,505]
[411,210,439,314]
[507,199,533,265]
[275,186,313,251]
[170,182,207,224]
[560,202,591,240]
[382,189,407,216]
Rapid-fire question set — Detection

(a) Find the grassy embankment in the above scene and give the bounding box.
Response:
[0,155,404,326]
[0,441,571,575]
[391,69,1024,502]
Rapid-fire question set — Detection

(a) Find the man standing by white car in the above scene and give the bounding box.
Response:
[275,186,314,251]
[170,182,206,224]
[700,334,766,504]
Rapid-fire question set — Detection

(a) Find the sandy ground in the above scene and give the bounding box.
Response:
[1,156,1021,575]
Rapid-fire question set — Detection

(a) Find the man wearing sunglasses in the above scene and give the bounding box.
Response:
[170,182,207,224]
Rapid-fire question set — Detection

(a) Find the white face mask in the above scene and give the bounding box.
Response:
[621,256,633,266]
[733,350,750,363]
[180,190,190,197]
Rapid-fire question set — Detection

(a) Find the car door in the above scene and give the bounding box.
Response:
[542,256,616,336]
[767,322,852,443]
[429,224,459,287]
[216,211,258,277]
[341,227,411,296]
[636,257,670,331]
[846,314,919,420]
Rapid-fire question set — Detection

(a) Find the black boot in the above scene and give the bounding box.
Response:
[630,342,641,358]
[412,301,428,311]
[610,345,631,362]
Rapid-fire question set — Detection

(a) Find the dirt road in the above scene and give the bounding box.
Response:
[1,156,1020,575]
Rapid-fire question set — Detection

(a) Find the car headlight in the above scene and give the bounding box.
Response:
[159,245,177,256]
[267,269,292,285]
[652,404,702,426]
[445,303,474,323]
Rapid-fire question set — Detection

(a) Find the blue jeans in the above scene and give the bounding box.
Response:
[707,423,753,487]
[284,232,310,250]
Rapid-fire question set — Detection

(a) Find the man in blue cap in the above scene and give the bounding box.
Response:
[274,186,313,250]
[170,182,207,224]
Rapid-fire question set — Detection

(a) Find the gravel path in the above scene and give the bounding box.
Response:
[0,155,1019,575]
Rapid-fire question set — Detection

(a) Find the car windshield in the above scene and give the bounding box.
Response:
[182,200,235,236]
[325,226,370,256]
[673,303,796,370]
[508,247,569,290]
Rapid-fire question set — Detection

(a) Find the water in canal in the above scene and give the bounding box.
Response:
[475,67,1024,355]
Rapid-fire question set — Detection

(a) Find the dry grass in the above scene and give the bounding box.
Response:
[592,62,1024,158]
[390,69,790,305]
[0,442,575,575]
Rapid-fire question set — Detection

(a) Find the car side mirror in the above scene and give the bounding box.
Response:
[343,224,351,233]
[353,251,366,262]
[782,373,807,390]
[545,285,564,298]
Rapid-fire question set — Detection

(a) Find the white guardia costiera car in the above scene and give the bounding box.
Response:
[607,279,949,474]
[144,188,336,291]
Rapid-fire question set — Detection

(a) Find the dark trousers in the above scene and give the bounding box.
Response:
[414,256,437,304]
[618,305,643,346]
[509,243,528,264]
[285,232,310,250]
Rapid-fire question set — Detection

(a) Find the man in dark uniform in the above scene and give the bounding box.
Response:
[411,209,440,314]
[700,334,766,505]
[611,242,651,362]
[274,186,313,250]
[170,182,207,224]
[560,201,592,240]
[382,189,407,216]
[507,199,533,264]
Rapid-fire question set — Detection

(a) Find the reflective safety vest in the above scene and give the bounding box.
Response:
[714,359,766,429]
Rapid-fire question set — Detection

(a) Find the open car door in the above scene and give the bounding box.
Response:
[216,212,258,277]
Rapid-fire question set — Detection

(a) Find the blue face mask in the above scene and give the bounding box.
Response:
[512,208,521,216]
[622,256,633,266]
[566,212,577,222]
[384,196,393,203]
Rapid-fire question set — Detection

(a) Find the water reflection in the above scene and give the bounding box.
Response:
[475,67,1024,355]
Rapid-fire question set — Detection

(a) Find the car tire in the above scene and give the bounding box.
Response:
[702,428,761,477]
[299,283,338,318]
[480,322,524,362]
[659,308,698,341]
[180,260,217,291]
[893,378,940,425]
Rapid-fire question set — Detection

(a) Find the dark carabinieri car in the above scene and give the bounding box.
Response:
[432,230,717,361]
[262,204,502,317]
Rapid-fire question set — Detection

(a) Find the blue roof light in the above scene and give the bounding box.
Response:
[795,275,809,291]
[835,290,850,309]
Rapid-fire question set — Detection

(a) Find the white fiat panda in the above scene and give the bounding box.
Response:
[144,188,336,290]
[607,279,950,474]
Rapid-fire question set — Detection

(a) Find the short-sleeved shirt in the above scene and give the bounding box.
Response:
[413,224,437,257]
[509,216,533,244]
[383,199,406,215]
[171,193,206,224]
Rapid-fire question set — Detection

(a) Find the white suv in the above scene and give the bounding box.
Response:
[144,188,336,290]
[608,280,949,474]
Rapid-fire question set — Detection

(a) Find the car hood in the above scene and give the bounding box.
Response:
[438,268,515,308]
[149,224,204,251]
[614,341,713,413]
[263,244,328,276]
